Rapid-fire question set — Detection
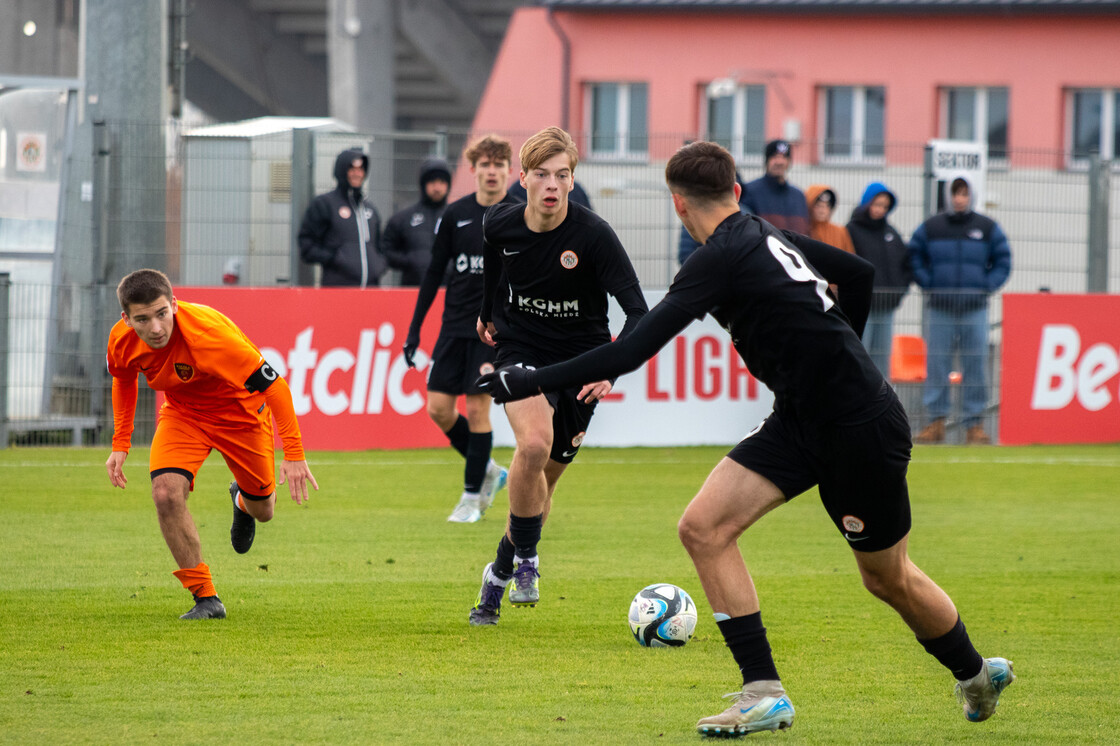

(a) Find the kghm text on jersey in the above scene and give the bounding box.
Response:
[517,295,580,318]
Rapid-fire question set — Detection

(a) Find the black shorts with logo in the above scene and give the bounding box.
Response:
[495,344,597,465]
[727,385,913,552]
[427,334,497,396]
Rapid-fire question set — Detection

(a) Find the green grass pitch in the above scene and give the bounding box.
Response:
[2,444,1119,744]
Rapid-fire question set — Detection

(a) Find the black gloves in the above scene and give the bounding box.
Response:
[402,331,420,369]
[475,363,540,403]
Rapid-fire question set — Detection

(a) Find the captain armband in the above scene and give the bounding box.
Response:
[244,361,281,393]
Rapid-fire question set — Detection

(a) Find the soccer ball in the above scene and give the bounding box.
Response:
[628,583,697,647]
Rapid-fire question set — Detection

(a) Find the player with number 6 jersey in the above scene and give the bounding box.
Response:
[478,141,1015,733]
[105,269,318,620]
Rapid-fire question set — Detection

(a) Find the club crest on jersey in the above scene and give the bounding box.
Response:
[479,362,494,375]
[571,431,585,448]
[842,515,865,533]
[560,250,579,269]
[338,206,352,219]
[174,363,195,381]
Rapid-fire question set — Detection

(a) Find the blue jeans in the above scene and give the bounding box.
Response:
[922,303,990,426]
[860,308,896,378]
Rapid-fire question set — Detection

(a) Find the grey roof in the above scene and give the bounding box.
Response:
[537,0,1120,10]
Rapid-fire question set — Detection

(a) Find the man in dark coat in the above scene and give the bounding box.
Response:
[298,148,385,287]
[381,158,451,286]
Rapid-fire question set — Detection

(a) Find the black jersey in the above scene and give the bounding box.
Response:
[411,191,520,339]
[520,213,883,426]
[663,214,885,423]
[481,201,643,362]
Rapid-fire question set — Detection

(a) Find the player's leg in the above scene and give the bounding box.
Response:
[426,390,464,448]
[853,538,1014,721]
[464,335,509,513]
[469,394,552,625]
[505,387,591,607]
[151,470,204,569]
[427,335,472,459]
[149,414,226,620]
[506,458,566,609]
[831,396,1013,722]
[217,420,278,555]
[680,457,794,736]
[464,392,506,516]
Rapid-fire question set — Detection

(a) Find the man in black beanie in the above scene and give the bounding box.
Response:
[381,158,452,286]
[742,139,810,236]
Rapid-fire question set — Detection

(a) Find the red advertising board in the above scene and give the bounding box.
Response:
[172,287,775,451]
[1001,293,1120,444]
[179,287,447,450]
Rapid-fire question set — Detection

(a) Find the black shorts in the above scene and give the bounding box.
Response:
[727,391,913,552]
[427,334,496,396]
[495,344,597,465]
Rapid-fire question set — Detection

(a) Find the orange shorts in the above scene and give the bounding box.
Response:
[149,406,276,498]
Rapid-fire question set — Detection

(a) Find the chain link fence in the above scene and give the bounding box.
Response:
[2,117,1117,446]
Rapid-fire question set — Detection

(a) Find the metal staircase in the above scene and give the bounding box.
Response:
[186,0,528,130]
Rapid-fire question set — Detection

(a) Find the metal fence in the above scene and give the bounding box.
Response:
[1,119,1117,447]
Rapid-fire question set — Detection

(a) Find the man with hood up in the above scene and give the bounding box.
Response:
[909,177,1011,445]
[381,158,452,286]
[847,182,912,377]
[298,148,385,287]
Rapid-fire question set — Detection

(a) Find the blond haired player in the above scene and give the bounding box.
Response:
[468,127,648,625]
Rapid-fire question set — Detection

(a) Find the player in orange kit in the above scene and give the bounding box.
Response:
[105,269,318,620]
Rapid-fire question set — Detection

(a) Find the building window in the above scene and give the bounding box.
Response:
[1068,88,1120,163]
[820,85,885,162]
[941,86,1009,161]
[703,82,766,163]
[587,82,648,159]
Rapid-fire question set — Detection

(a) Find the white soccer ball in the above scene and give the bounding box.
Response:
[628,583,698,647]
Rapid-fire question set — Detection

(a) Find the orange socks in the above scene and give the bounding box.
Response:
[172,562,217,599]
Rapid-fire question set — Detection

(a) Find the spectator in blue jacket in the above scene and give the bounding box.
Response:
[909,177,1011,444]
[847,181,912,377]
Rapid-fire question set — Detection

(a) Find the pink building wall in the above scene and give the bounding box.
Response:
[470,7,1120,172]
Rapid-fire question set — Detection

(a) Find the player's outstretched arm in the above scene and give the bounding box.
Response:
[478,301,694,403]
[106,451,128,489]
[279,459,318,505]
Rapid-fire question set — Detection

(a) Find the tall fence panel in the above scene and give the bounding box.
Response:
[4,119,1119,446]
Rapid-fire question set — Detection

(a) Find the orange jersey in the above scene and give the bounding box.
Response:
[108,300,268,423]
[108,300,311,463]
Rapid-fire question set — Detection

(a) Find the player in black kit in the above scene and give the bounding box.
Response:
[403,135,518,523]
[478,142,1015,735]
[468,126,648,626]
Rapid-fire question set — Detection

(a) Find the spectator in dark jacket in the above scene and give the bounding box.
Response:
[381,158,451,286]
[909,176,1011,445]
[298,148,385,287]
[741,139,810,235]
[847,181,912,377]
